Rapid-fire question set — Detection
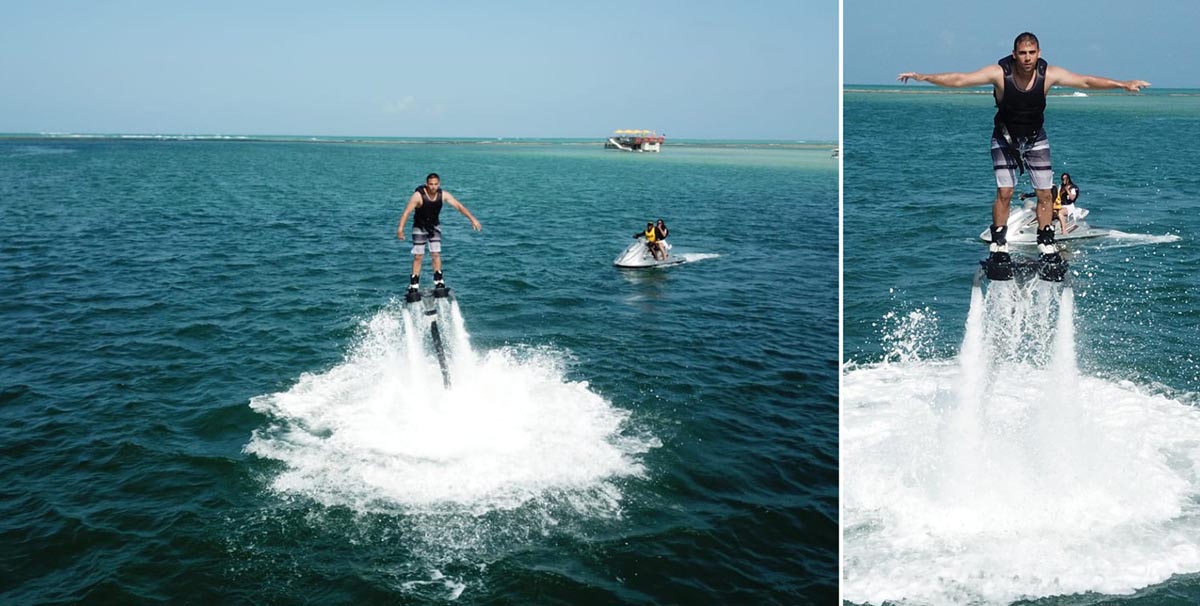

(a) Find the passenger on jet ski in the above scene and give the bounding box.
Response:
[653,219,670,260]
[1058,173,1081,223]
[1021,174,1082,233]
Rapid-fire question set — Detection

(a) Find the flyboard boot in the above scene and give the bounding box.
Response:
[405,273,422,303]
[1036,225,1067,282]
[982,225,1014,281]
[433,270,450,298]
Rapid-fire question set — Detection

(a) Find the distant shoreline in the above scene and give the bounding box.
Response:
[0,133,836,150]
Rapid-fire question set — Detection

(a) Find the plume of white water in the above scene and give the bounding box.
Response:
[244,298,661,600]
[1053,287,1077,380]
[843,277,1200,606]
[247,299,657,514]
[445,299,477,368]
[934,274,988,505]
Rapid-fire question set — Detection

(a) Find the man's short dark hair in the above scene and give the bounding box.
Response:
[426,173,440,182]
[1014,32,1039,51]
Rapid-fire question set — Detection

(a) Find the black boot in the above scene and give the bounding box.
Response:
[405,274,421,302]
[1036,226,1066,282]
[984,225,1013,281]
[432,271,450,298]
[1036,225,1057,250]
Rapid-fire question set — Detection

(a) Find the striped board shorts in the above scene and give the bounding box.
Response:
[991,129,1052,191]
[410,225,442,254]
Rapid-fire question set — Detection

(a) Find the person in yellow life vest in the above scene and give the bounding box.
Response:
[633,221,664,260]
[1052,183,1071,233]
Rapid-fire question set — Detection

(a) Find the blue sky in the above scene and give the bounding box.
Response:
[0,1,837,140]
[846,1,1200,88]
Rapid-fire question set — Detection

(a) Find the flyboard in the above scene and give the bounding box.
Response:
[981,219,1069,283]
[405,284,452,387]
[980,249,1068,283]
[614,240,687,268]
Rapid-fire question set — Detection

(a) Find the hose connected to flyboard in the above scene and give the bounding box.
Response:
[426,306,450,388]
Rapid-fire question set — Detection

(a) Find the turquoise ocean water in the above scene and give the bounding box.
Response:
[0,138,836,604]
[844,87,1200,605]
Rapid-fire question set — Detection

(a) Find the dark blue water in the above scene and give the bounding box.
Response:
[0,138,837,605]
[843,88,1200,606]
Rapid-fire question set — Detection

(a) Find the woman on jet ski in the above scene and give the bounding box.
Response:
[1055,173,1081,231]
[653,219,669,260]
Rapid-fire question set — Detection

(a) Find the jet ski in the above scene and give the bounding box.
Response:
[613,240,685,268]
[979,201,1110,244]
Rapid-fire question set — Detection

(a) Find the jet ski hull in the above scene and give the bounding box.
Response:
[979,207,1110,244]
[614,240,683,268]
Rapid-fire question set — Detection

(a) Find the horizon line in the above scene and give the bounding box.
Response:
[0,132,838,145]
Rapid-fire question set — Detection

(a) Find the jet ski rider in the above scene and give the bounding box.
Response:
[633,222,664,261]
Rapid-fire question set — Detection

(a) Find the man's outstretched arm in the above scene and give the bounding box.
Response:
[444,193,482,231]
[1047,66,1149,92]
[898,65,1002,88]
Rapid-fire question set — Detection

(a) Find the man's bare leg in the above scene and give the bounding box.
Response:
[992,187,1015,227]
[1034,188,1053,229]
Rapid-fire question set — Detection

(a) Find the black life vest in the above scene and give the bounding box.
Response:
[413,186,443,231]
[994,56,1048,140]
[1062,183,1079,204]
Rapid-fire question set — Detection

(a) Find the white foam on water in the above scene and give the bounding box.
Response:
[5,145,77,157]
[844,281,1200,606]
[400,569,467,601]
[677,252,720,263]
[1097,231,1182,248]
[878,306,940,365]
[246,299,657,515]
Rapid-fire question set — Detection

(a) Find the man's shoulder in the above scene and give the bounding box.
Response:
[1043,64,1072,83]
[977,63,1005,84]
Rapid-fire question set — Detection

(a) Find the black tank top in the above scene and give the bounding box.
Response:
[413,186,443,231]
[994,56,1048,140]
